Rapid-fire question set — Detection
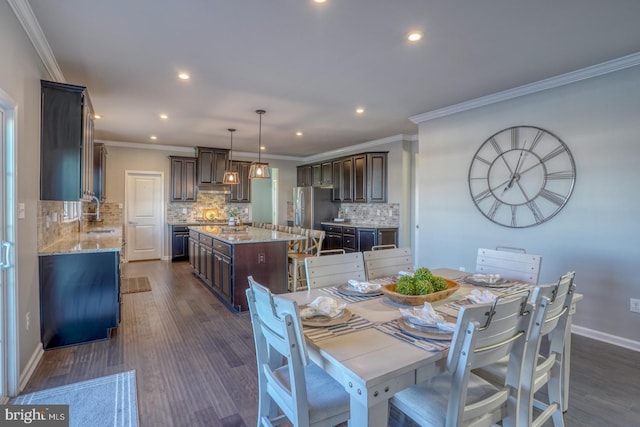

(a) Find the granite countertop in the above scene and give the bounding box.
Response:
[189,225,300,245]
[168,220,229,226]
[320,221,398,228]
[39,227,123,255]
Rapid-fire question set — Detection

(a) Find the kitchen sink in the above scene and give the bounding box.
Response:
[87,228,116,234]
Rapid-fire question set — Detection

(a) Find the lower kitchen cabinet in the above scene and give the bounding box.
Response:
[39,251,120,349]
[322,223,398,253]
[171,225,191,261]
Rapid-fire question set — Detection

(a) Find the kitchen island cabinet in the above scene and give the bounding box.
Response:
[188,226,297,312]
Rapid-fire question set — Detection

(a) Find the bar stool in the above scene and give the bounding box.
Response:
[288,229,324,292]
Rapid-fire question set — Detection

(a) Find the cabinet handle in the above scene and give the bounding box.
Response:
[0,241,10,270]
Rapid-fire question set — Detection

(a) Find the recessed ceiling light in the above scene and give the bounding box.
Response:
[296,131,303,136]
[150,135,158,140]
[407,31,423,42]
[313,0,327,4]
[260,146,266,150]
[93,114,101,119]
[178,72,190,80]
[355,107,365,114]
[159,114,168,120]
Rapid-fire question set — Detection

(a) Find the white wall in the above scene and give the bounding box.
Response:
[415,65,640,343]
[0,1,48,383]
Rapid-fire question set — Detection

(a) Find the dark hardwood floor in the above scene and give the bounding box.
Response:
[22,260,640,427]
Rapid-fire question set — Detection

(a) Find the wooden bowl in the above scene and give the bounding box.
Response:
[381,278,459,306]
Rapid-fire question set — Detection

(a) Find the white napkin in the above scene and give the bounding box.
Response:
[467,289,498,304]
[347,279,381,294]
[398,271,413,277]
[400,302,456,332]
[468,273,502,284]
[300,296,346,319]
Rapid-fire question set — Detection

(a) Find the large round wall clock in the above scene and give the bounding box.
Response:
[468,126,576,228]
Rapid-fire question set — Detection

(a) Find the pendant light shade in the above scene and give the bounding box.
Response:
[249,109,271,179]
[222,128,239,185]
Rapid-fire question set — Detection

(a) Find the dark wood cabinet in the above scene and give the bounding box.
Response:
[311,162,333,187]
[170,156,197,202]
[367,153,387,202]
[341,157,354,202]
[354,154,367,202]
[323,224,398,252]
[41,80,94,201]
[93,142,107,201]
[39,251,120,349]
[212,240,232,300]
[171,225,190,261]
[188,233,199,271]
[228,160,251,203]
[297,165,312,186]
[197,147,229,185]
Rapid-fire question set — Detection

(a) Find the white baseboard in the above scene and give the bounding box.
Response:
[572,325,640,352]
[19,343,44,393]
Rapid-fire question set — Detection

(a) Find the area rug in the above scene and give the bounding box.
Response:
[122,276,152,294]
[12,370,139,427]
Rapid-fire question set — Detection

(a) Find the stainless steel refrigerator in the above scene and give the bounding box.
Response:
[293,186,336,229]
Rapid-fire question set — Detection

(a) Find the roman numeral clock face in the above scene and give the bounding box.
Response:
[468,126,576,228]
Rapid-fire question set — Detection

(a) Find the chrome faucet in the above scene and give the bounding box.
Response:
[82,195,101,222]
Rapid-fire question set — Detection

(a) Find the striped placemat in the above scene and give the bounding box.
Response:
[303,314,373,342]
[375,320,450,352]
[319,287,380,303]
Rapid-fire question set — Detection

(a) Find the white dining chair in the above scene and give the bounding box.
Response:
[304,251,366,292]
[475,271,576,427]
[363,247,414,280]
[389,292,534,427]
[245,276,350,427]
[476,247,542,284]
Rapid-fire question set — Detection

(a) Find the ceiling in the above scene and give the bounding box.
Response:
[23,0,640,158]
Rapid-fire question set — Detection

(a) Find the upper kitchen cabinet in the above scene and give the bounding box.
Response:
[93,142,107,201]
[366,152,387,202]
[296,165,312,187]
[170,156,197,202]
[196,147,229,186]
[311,162,333,187]
[228,160,251,203]
[40,80,94,201]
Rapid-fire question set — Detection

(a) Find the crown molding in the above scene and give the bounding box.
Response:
[301,133,416,164]
[410,51,640,124]
[9,0,65,82]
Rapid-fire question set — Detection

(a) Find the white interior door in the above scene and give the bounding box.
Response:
[125,171,163,261]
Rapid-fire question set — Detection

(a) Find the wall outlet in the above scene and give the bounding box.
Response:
[26,312,30,331]
[631,298,640,313]
[376,209,380,216]
[389,209,393,217]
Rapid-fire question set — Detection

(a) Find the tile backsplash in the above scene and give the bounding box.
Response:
[338,203,399,226]
[166,193,250,223]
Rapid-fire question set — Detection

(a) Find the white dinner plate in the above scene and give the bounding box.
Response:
[464,276,515,288]
[300,307,353,327]
[398,318,453,341]
[337,284,383,297]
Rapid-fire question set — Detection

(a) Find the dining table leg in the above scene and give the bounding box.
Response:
[348,397,389,427]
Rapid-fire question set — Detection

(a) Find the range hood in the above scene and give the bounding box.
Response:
[197,184,231,194]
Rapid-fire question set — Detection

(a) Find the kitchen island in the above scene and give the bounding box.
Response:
[188,225,299,312]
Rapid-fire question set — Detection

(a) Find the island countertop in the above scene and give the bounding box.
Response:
[189,225,300,244]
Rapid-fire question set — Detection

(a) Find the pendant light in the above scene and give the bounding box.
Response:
[248,109,271,179]
[222,128,239,185]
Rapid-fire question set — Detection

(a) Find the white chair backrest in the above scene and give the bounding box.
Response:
[518,271,576,427]
[363,247,414,280]
[304,252,366,290]
[476,247,542,284]
[447,292,534,426]
[246,276,311,425]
